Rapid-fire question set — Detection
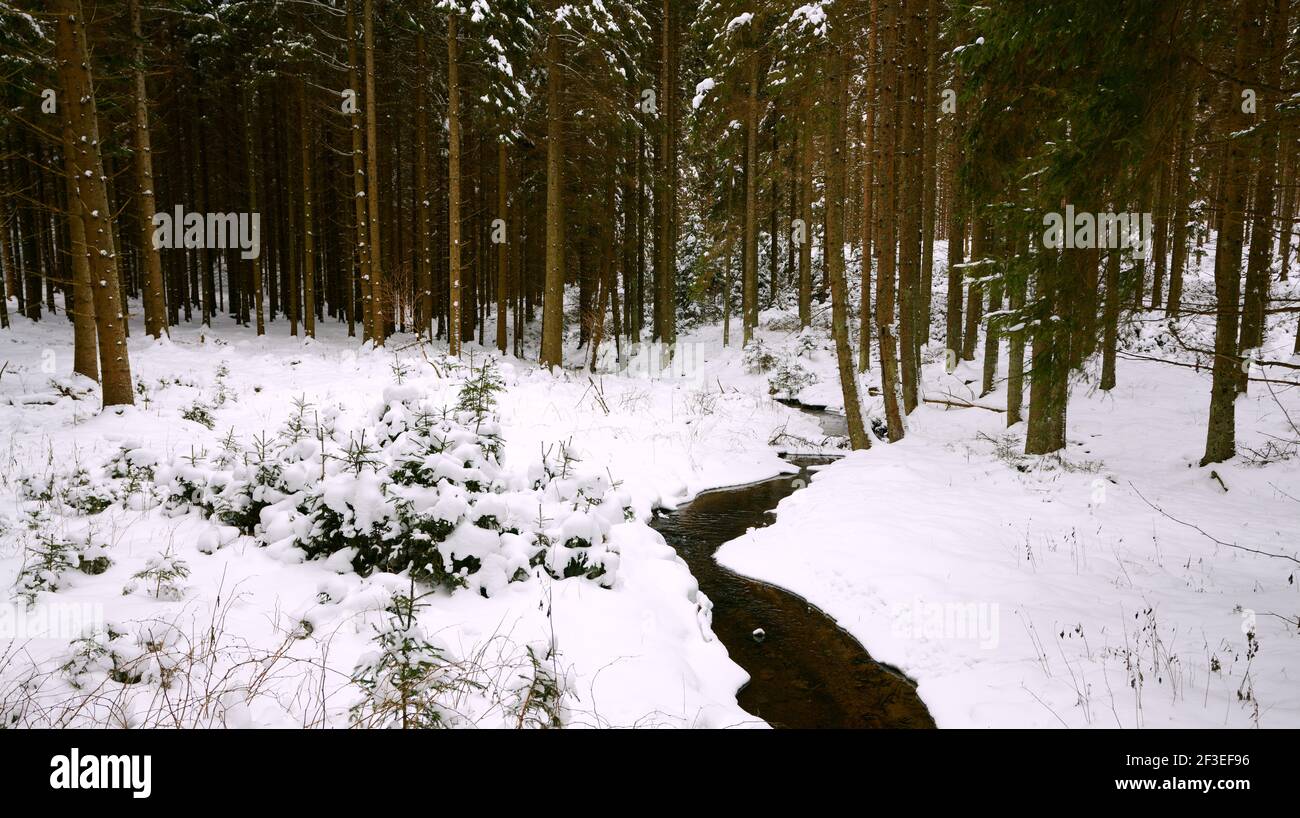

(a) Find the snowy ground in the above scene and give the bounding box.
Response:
[0,307,824,728]
[716,248,1300,729]
[1,240,1297,728]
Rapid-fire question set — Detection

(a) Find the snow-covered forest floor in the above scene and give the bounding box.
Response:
[1,244,1298,728]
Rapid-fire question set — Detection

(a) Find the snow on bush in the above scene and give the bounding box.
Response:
[144,361,631,596]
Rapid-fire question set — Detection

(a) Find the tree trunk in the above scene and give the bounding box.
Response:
[859,0,879,372]
[363,0,384,345]
[798,113,813,329]
[448,13,464,357]
[60,96,98,380]
[1203,1,1261,464]
[496,140,509,355]
[742,51,760,345]
[1166,86,1192,316]
[416,32,433,339]
[300,80,316,338]
[825,44,871,451]
[876,0,905,441]
[919,0,939,350]
[244,89,265,336]
[55,0,134,407]
[540,11,565,369]
[347,0,370,340]
[127,0,166,340]
[1237,0,1287,366]
[1100,243,1121,391]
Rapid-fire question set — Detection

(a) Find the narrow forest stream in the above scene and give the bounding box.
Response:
[650,405,934,728]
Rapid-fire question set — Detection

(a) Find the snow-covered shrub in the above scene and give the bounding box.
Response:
[17,468,113,515]
[792,326,821,358]
[742,338,778,374]
[182,401,216,429]
[13,531,79,604]
[60,626,142,688]
[155,370,626,597]
[515,646,564,728]
[124,551,190,600]
[768,358,817,399]
[349,594,454,728]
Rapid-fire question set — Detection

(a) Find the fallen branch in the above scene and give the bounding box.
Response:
[922,395,1007,413]
[1129,482,1300,565]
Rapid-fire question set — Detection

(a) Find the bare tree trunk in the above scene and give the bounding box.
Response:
[416,32,433,339]
[1166,85,1192,316]
[540,10,565,369]
[1237,0,1288,367]
[447,13,463,358]
[658,0,677,350]
[55,0,133,407]
[859,0,879,372]
[919,0,939,350]
[742,51,760,345]
[1203,1,1261,465]
[876,0,905,441]
[244,89,265,336]
[496,140,509,355]
[1006,239,1026,424]
[363,0,384,345]
[897,2,923,413]
[60,95,98,380]
[300,80,316,338]
[346,0,368,339]
[128,0,166,340]
[825,42,870,450]
[1100,242,1121,391]
[798,113,812,330]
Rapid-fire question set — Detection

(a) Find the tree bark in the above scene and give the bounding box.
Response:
[448,13,464,358]
[363,0,384,345]
[55,0,134,407]
[825,44,871,450]
[540,10,565,369]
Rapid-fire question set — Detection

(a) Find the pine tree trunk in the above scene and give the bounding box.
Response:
[825,43,870,451]
[127,0,166,340]
[798,114,813,329]
[876,0,905,441]
[300,80,316,338]
[540,11,565,369]
[496,140,509,355]
[659,0,677,350]
[1006,238,1026,424]
[858,0,878,372]
[919,0,939,347]
[347,0,370,340]
[1150,156,1170,309]
[1025,251,1068,455]
[897,3,923,413]
[244,89,265,336]
[416,33,433,340]
[1100,244,1121,391]
[1166,86,1192,316]
[60,100,98,381]
[363,0,384,345]
[742,51,760,345]
[55,0,134,407]
[1237,0,1287,365]
[447,13,464,358]
[1202,1,1261,465]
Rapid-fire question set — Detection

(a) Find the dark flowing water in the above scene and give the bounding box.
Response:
[650,455,934,729]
